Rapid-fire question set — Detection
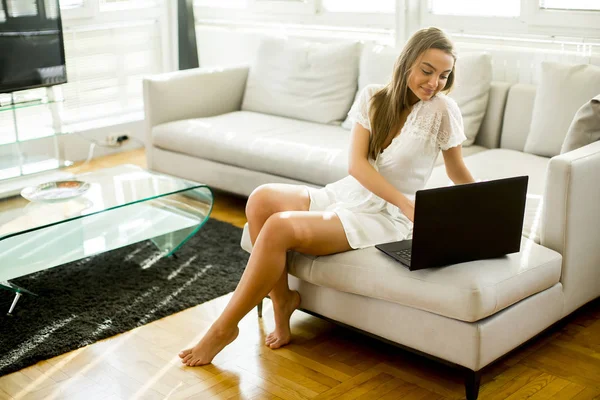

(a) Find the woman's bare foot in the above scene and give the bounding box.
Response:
[265,290,301,349]
[178,325,239,367]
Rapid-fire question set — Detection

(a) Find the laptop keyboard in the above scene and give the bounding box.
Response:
[394,248,412,260]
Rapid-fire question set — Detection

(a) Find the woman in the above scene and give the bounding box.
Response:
[179,27,475,366]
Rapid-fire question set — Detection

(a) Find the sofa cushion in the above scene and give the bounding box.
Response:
[426,149,550,243]
[450,53,492,146]
[285,237,561,323]
[152,111,349,186]
[240,225,561,323]
[500,84,536,152]
[241,37,360,125]
[524,62,600,157]
[560,94,600,154]
[341,44,492,147]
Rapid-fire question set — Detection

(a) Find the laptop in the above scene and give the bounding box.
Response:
[375,176,528,271]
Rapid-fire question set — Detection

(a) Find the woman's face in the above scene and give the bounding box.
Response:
[407,48,454,104]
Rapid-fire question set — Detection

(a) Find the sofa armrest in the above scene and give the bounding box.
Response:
[542,140,600,315]
[142,65,250,138]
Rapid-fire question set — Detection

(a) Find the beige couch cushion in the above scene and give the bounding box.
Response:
[240,227,561,323]
[152,111,349,186]
[560,94,600,154]
[426,149,550,243]
[241,37,360,125]
[524,62,600,157]
[286,238,560,322]
[500,84,536,152]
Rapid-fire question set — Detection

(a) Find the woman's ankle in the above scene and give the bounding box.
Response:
[270,290,296,308]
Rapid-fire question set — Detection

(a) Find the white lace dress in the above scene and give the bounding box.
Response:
[307,84,467,249]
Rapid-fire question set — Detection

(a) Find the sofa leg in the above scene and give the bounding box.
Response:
[257,299,263,318]
[465,370,481,400]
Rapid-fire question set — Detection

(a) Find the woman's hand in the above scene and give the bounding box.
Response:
[395,196,415,222]
[403,201,415,222]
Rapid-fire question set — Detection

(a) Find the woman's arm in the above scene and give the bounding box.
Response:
[442,146,476,185]
[348,123,416,221]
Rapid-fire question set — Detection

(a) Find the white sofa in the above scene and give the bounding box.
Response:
[143,46,600,399]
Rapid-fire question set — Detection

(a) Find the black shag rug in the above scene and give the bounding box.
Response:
[0,218,248,377]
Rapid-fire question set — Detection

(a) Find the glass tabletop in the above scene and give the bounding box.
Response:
[0,165,213,284]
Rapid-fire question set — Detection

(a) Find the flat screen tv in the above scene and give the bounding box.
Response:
[0,0,67,94]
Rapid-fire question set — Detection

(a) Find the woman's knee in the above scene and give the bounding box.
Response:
[260,212,298,249]
[246,184,277,222]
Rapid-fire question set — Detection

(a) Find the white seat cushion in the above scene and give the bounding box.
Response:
[426,149,550,243]
[152,111,349,186]
[241,226,561,322]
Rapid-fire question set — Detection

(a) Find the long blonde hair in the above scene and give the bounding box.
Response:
[368,27,457,160]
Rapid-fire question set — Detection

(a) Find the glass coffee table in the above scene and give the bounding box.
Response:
[0,164,213,316]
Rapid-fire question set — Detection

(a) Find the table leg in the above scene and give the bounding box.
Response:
[8,292,22,317]
[1,281,36,317]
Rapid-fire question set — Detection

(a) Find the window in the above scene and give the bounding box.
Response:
[45,0,59,19]
[0,2,5,22]
[427,0,520,17]
[59,22,163,126]
[540,0,600,11]
[99,0,159,11]
[194,0,246,7]
[6,0,38,17]
[59,0,85,9]
[422,0,600,34]
[321,0,394,14]
[194,0,314,13]
[0,1,167,143]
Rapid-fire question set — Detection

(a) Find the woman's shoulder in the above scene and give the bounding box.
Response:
[421,92,461,117]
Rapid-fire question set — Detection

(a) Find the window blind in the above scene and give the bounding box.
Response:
[59,22,163,126]
[45,0,59,19]
[7,0,38,17]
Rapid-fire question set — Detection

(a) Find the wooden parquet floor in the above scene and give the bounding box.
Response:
[1,149,599,400]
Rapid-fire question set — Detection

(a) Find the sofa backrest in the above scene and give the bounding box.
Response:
[500,84,537,152]
[474,81,510,149]
[474,82,537,151]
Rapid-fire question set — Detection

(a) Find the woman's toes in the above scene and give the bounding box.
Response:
[179,349,191,359]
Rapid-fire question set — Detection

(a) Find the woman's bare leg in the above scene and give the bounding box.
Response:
[244,184,310,348]
[179,210,351,366]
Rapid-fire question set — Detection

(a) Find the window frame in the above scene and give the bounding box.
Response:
[60,0,96,19]
[418,0,600,36]
[526,1,600,31]
[99,0,160,12]
[249,0,317,15]
[193,0,396,31]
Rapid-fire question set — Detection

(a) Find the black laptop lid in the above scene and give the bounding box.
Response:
[411,176,528,269]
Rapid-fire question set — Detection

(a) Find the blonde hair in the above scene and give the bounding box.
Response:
[367,27,457,160]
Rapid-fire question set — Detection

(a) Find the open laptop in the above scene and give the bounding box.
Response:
[375,176,528,271]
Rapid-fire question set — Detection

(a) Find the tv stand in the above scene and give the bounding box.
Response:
[0,86,72,182]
